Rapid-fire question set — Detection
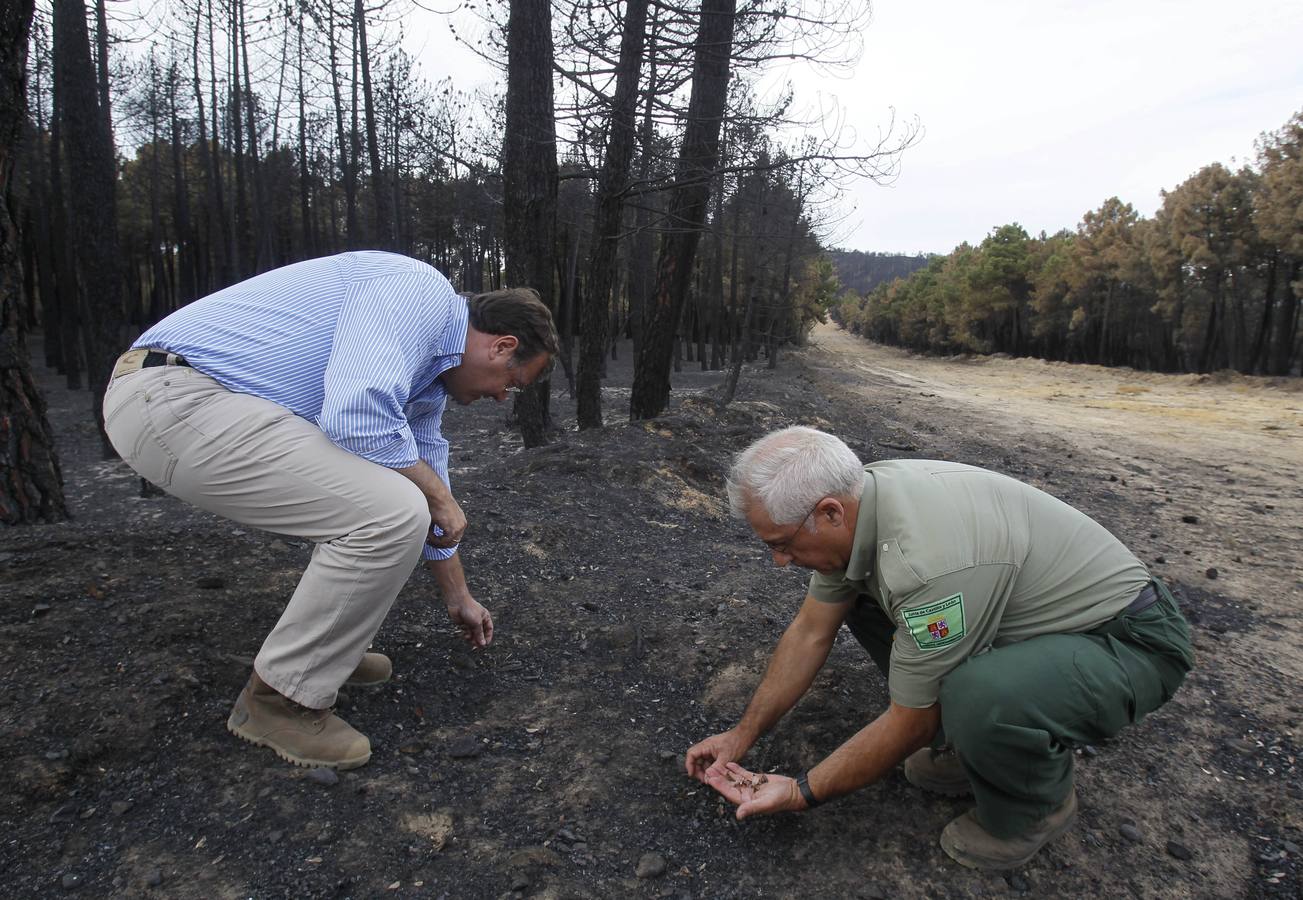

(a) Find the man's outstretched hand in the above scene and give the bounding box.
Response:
[447,596,493,648]
[685,729,752,783]
[705,762,804,820]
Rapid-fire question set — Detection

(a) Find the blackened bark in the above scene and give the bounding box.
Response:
[167,62,197,307]
[296,14,314,256]
[192,0,224,291]
[54,0,124,455]
[326,2,357,247]
[1,0,68,525]
[1270,261,1300,375]
[501,0,559,448]
[576,0,650,429]
[238,0,272,271]
[629,0,736,421]
[1249,252,1277,374]
[355,0,391,248]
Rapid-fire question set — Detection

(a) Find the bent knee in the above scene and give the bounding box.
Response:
[390,482,432,550]
[939,670,1006,747]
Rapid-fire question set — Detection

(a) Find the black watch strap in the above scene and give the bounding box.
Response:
[796,771,821,808]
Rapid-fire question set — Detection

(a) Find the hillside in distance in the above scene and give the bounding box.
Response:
[827,248,933,295]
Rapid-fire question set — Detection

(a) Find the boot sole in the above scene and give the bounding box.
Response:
[940,797,1078,870]
[226,717,371,770]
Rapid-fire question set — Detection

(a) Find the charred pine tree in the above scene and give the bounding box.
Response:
[1,0,67,525]
[325,1,358,247]
[53,0,125,455]
[167,60,198,307]
[576,0,649,429]
[237,0,273,271]
[630,0,736,421]
[501,0,559,447]
[295,12,314,256]
[354,0,391,248]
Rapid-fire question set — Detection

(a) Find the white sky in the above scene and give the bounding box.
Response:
[404,0,1303,255]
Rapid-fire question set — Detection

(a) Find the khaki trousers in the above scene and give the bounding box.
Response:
[104,363,430,708]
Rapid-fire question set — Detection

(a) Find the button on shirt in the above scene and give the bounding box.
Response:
[134,251,469,561]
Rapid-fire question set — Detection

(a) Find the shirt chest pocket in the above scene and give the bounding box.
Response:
[876,539,928,597]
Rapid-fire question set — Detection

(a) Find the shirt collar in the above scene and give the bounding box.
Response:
[430,297,470,378]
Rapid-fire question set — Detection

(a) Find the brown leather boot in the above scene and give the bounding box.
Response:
[344,652,392,687]
[940,788,1078,869]
[904,745,973,797]
[226,673,371,769]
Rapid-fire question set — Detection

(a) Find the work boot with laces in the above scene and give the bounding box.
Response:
[345,652,392,687]
[940,788,1078,870]
[226,673,371,769]
[904,744,973,797]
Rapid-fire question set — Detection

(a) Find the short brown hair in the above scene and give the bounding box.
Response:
[467,287,559,364]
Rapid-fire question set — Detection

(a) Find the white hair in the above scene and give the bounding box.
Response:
[726,426,864,525]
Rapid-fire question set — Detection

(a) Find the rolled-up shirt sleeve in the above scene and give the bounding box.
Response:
[411,407,456,562]
[316,274,452,467]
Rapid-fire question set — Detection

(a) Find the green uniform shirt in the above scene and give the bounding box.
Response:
[808,460,1150,708]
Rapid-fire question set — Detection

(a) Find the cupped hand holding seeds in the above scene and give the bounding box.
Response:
[704,762,805,820]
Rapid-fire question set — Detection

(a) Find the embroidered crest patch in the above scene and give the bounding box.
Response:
[902,593,966,651]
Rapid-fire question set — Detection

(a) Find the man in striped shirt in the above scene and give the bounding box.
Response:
[103,252,558,770]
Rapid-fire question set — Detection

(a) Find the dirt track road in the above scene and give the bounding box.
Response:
[806,322,1303,649]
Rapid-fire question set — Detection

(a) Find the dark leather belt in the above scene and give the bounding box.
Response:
[112,348,190,380]
[1122,583,1160,617]
[141,350,189,368]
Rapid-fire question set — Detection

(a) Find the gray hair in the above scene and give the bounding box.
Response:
[726,426,864,525]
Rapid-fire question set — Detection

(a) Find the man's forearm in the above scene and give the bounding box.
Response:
[397,460,452,505]
[806,702,941,803]
[735,616,837,743]
[424,555,472,606]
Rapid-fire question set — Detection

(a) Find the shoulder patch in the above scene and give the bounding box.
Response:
[902,593,966,651]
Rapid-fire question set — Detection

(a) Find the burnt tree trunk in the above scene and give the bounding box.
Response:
[1,0,67,525]
[167,62,198,308]
[326,2,358,248]
[501,0,558,448]
[54,0,124,456]
[576,0,649,429]
[355,0,391,249]
[629,0,736,421]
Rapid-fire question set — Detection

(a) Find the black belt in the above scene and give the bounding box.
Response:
[1122,583,1160,617]
[142,350,189,368]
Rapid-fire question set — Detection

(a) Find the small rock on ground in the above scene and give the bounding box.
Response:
[636,852,667,879]
[1119,823,1143,843]
[1166,840,1194,861]
[306,768,339,786]
[448,736,482,759]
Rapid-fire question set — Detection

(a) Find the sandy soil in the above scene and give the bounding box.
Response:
[1,326,1299,899]
[809,321,1303,650]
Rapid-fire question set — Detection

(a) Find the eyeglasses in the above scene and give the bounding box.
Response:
[765,500,823,556]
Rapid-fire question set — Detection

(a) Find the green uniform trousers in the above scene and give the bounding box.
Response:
[846,580,1194,837]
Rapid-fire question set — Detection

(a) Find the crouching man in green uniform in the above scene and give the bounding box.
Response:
[686,426,1193,869]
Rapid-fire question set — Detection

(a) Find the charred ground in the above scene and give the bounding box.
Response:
[1,332,1300,899]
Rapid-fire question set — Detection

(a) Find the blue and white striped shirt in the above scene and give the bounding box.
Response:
[135,251,469,561]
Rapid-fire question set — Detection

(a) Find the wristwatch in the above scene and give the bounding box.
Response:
[796,771,821,809]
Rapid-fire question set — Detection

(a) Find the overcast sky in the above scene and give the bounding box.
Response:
[407,0,1303,255]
